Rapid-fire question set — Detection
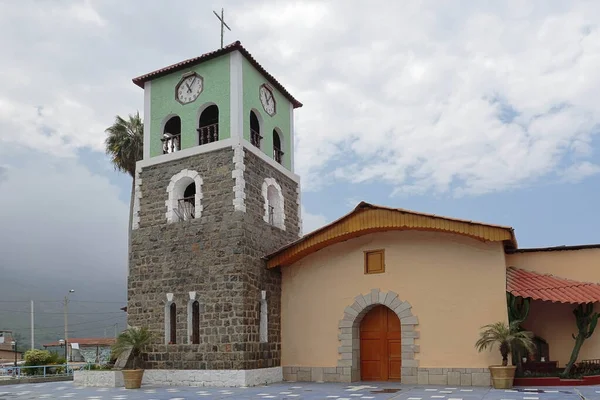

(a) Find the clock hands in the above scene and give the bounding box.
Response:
[185,77,197,93]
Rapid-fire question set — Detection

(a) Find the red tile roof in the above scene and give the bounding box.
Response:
[132,41,302,108]
[507,267,600,304]
[42,338,116,348]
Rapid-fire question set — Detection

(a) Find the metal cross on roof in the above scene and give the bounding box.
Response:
[213,8,231,49]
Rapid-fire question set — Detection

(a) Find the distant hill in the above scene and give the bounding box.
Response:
[0,267,127,351]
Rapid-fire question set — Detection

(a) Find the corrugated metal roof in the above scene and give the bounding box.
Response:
[265,202,517,268]
[507,267,600,304]
[132,40,302,108]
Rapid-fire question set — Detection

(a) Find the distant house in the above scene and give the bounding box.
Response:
[43,338,116,364]
[0,330,22,363]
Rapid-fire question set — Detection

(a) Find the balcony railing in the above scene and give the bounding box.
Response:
[273,148,284,164]
[268,205,275,225]
[250,129,262,148]
[198,123,219,145]
[162,134,181,154]
[173,196,195,221]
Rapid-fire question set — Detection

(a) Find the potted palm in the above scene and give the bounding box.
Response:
[475,321,535,389]
[111,327,153,389]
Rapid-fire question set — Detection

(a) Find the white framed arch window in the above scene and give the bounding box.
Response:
[166,169,204,223]
[187,292,200,345]
[262,177,285,230]
[165,293,176,345]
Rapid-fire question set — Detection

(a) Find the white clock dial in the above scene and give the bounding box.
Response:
[259,85,276,116]
[176,73,203,105]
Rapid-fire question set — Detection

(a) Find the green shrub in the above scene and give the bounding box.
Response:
[23,349,67,375]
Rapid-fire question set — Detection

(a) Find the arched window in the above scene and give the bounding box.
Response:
[198,105,219,145]
[273,129,284,164]
[260,291,268,343]
[191,301,200,344]
[175,182,195,221]
[166,169,203,223]
[262,178,286,230]
[250,111,262,148]
[162,116,181,154]
[165,301,177,344]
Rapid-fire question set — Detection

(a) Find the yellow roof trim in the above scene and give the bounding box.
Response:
[265,202,517,268]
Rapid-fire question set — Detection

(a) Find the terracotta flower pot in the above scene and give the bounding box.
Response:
[489,365,516,389]
[122,369,144,389]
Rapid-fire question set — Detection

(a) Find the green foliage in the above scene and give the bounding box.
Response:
[475,321,535,366]
[507,293,530,324]
[112,327,153,370]
[87,363,113,371]
[561,303,600,377]
[104,112,144,178]
[22,349,67,375]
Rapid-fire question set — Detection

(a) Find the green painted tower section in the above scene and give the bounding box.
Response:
[241,57,292,170]
[149,56,231,157]
[144,46,297,171]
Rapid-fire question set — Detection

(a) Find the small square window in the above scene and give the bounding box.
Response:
[364,249,385,274]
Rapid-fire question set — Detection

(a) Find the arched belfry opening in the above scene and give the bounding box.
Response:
[198,105,219,145]
[250,111,262,148]
[176,182,196,221]
[162,116,181,154]
[166,169,203,223]
[273,129,284,164]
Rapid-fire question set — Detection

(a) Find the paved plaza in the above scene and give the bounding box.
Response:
[1,382,600,400]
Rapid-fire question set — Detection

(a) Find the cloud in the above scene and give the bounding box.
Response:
[2,0,600,202]
[560,162,600,183]
[301,206,329,235]
[0,147,128,283]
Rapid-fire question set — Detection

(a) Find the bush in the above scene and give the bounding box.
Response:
[23,349,67,375]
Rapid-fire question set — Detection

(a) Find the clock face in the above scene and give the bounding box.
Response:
[259,84,276,116]
[175,73,203,105]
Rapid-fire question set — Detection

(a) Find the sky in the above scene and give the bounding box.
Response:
[1,0,600,330]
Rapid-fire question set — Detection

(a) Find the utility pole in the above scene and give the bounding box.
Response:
[114,323,118,338]
[30,300,34,350]
[64,290,74,362]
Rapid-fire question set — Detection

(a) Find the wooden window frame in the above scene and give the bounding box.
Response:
[364,249,385,275]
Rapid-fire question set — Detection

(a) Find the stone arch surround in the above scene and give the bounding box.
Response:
[338,289,420,383]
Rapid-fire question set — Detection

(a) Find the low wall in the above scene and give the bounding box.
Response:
[0,375,72,386]
[283,366,491,386]
[74,367,282,387]
[73,371,123,387]
[142,367,282,387]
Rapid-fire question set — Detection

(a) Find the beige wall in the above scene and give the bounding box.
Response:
[506,249,600,366]
[281,230,509,369]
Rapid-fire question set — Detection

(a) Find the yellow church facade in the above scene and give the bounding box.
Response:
[266,202,600,385]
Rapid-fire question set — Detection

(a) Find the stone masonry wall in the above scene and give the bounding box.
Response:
[236,149,300,369]
[128,145,299,371]
[282,367,491,386]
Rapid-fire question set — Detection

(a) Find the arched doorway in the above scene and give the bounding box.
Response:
[360,305,401,381]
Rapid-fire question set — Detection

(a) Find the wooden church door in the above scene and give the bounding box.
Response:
[360,305,401,381]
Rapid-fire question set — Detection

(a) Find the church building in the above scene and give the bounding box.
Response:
[127,41,600,387]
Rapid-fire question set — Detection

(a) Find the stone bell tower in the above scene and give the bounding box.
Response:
[126,41,302,386]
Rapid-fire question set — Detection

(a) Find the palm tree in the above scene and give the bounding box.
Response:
[111,327,153,370]
[475,321,535,366]
[105,112,143,273]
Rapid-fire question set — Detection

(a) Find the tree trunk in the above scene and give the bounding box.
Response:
[561,334,585,377]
